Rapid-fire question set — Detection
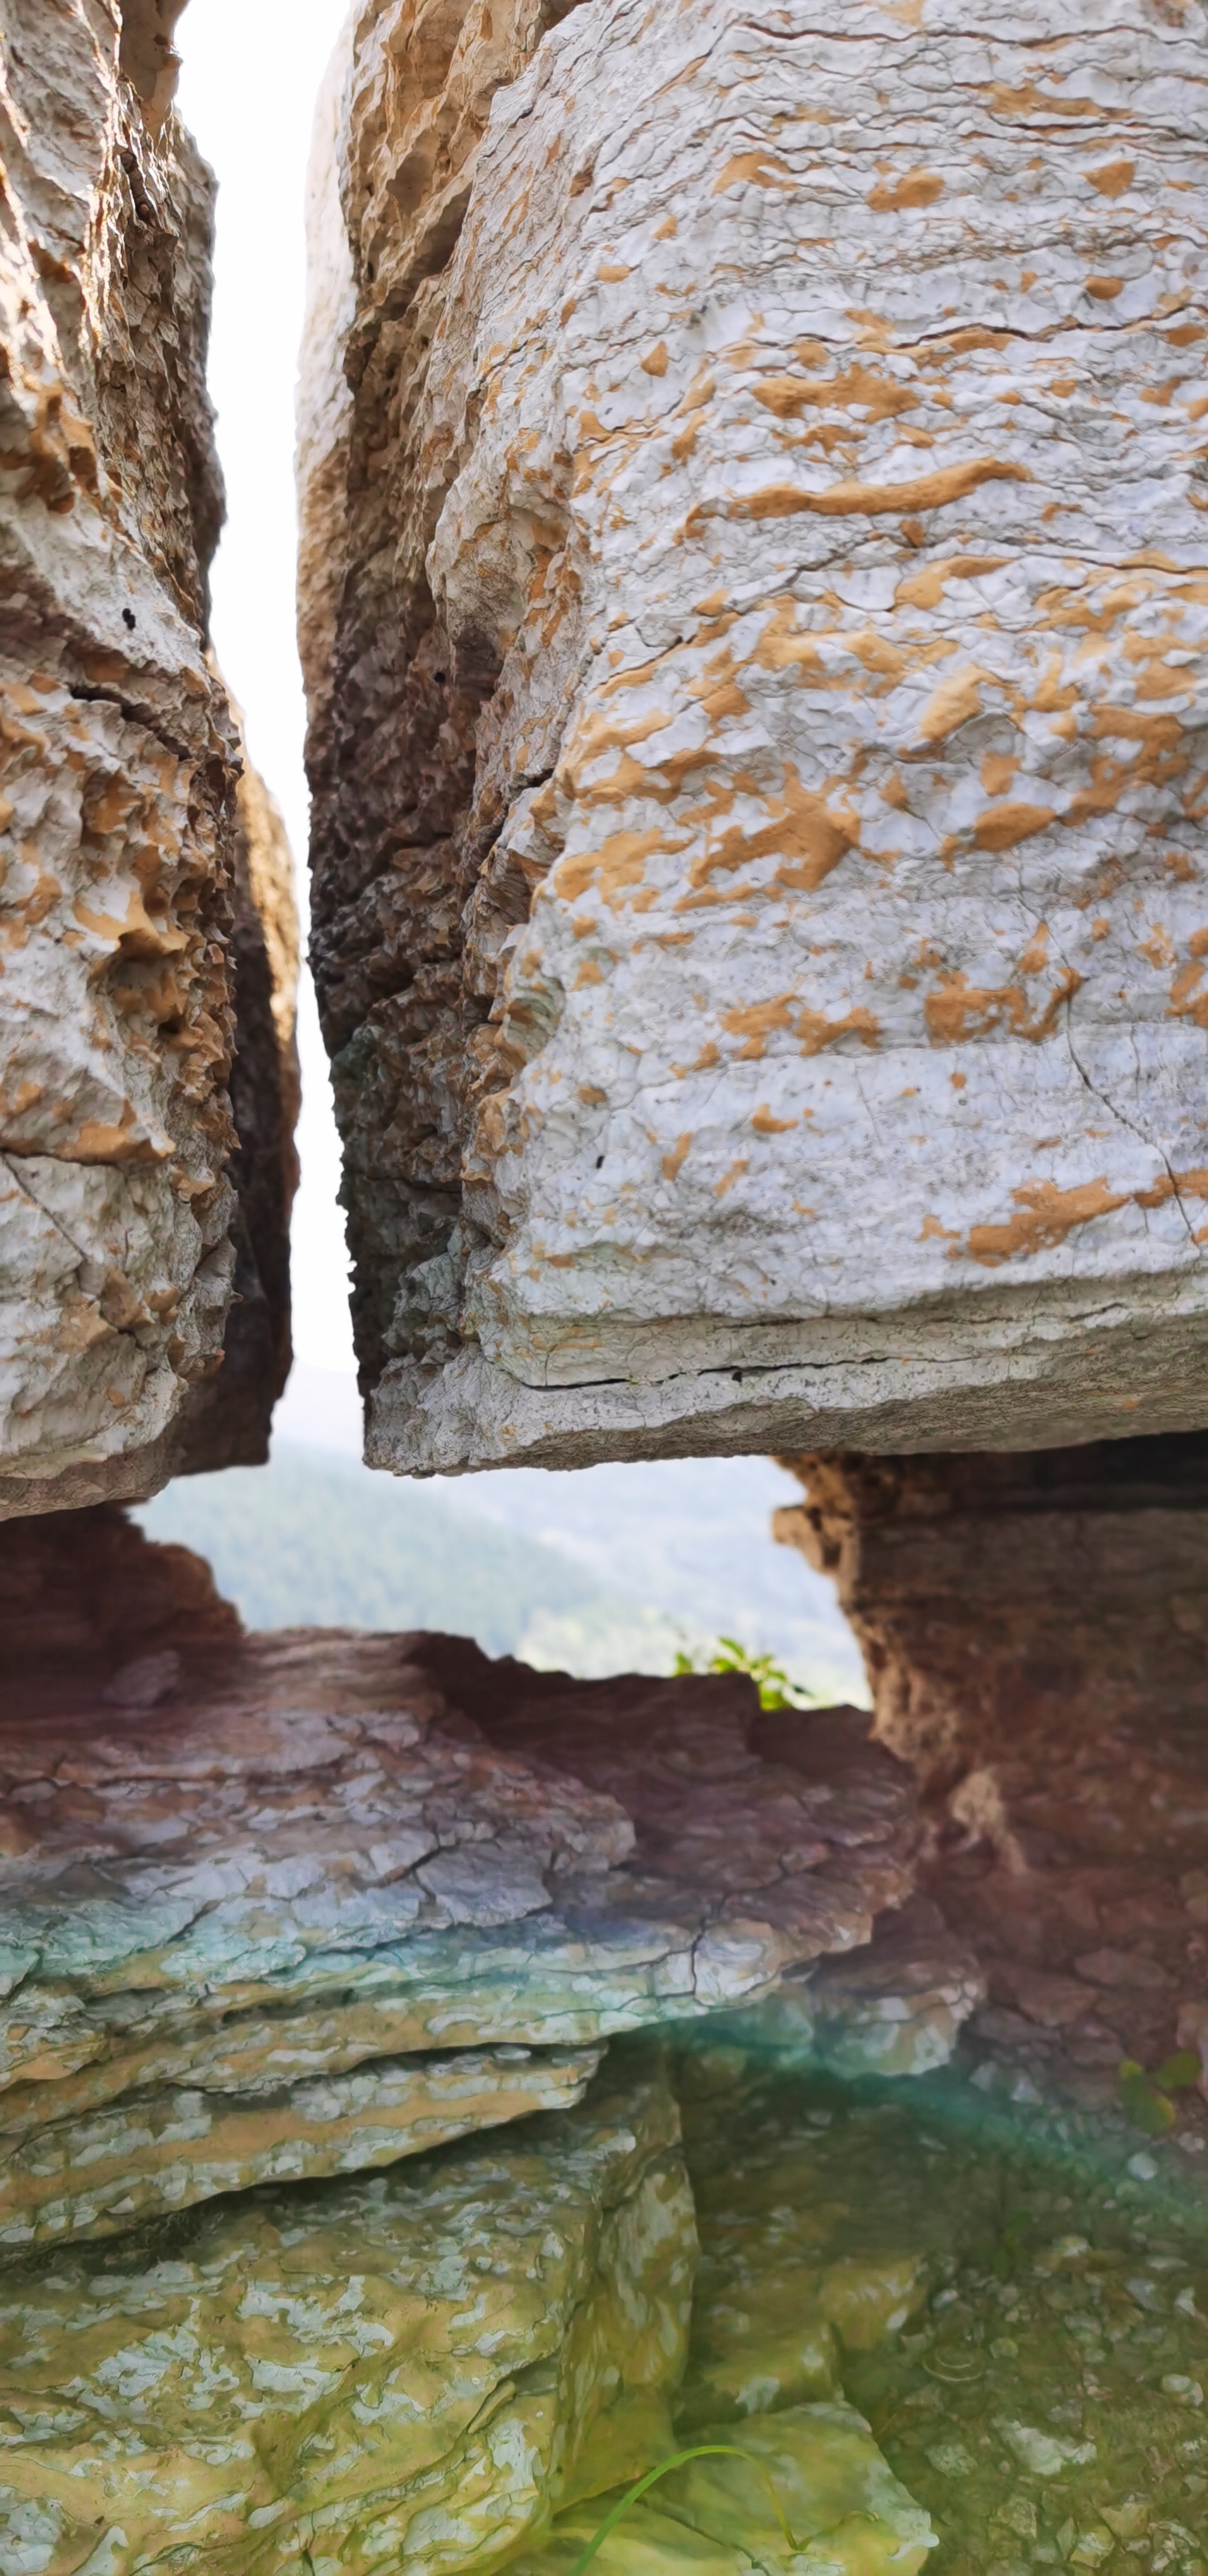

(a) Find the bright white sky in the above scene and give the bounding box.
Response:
[177,0,356,1372]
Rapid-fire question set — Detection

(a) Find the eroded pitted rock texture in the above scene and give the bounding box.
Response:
[0,1615,924,2245]
[300,0,1208,1477]
[0,2046,698,2576]
[775,1433,1208,1777]
[0,0,297,1515]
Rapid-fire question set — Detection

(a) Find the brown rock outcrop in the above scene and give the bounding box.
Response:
[0,0,298,1517]
[0,1600,928,2245]
[775,1433,1208,1777]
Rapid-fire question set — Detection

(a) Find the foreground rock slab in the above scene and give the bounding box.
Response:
[516,2406,935,2576]
[0,1612,919,2242]
[0,2047,696,2576]
[0,0,297,1515]
[301,0,1208,1474]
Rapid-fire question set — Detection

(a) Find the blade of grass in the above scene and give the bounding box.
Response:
[568,2445,798,2576]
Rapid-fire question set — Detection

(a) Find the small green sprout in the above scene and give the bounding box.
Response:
[568,2446,799,2576]
[673,1638,819,1710]
[1118,2049,1201,2137]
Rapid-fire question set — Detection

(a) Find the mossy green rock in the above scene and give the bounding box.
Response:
[0,2049,696,2576]
[513,2404,935,2576]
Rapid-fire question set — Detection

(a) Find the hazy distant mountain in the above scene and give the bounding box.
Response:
[138,1366,866,1699]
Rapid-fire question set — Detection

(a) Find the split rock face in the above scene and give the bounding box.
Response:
[300,0,1208,1474]
[0,0,298,1517]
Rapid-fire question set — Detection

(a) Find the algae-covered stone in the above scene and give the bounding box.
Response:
[675,2069,928,2431]
[0,2046,696,2576]
[0,2041,600,2248]
[514,2404,935,2576]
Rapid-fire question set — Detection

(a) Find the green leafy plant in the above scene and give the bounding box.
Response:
[1118,2050,1201,2137]
[568,2446,799,2576]
[673,1638,819,1711]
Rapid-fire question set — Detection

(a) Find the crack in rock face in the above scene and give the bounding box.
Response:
[299,0,1208,1473]
[0,0,298,1518]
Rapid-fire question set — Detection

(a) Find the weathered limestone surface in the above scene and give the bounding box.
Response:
[0,2046,698,2576]
[0,0,298,1517]
[300,0,1208,1476]
[0,1609,922,2243]
[775,1433,1208,1775]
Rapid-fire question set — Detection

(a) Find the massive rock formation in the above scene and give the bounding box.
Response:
[299,0,1208,1478]
[0,1509,971,2572]
[0,1587,928,2246]
[0,0,298,1518]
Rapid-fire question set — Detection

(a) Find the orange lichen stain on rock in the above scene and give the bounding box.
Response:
[662,1131,692,1179]
[896,554,1010,609]
[916,664,989,744]
[71,1107,170,1164]
[973,801,1056,852]
[73,883,189,959]
[959,1176,1129,1266]
[750,1104,796,1133]
[573,957,604,986]
[980,750,1019,796]
[868,169,944,212]
[1017,922,1051,977]
[988,78,1101,119]
[1087,158,1135,196]
[1085,276,1125,302]
[640,342,669,378]
[712,150,795,193]
[723,996,794,1058]
[1139,924,1175,970]
[753,365,919,424]
[925,964,1081,1044]
[718,458,1029,523]
[1169,959,1208,1026]
[597,262,633,282]
[578,1084,608,1104]
[920,1212,960,1241]
[552,825,669,907]
[715,1159,749,1197]
[1135,1165,1208,1210]
[680,767,861,902]
[796,1004,880,1057]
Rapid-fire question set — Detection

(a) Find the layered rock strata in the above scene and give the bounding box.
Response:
[0,0,298,1516]
[300,0,1208,1475]
[774,1433,1208,1775]
[0,2046,698,2576]
[0,1608,926,2246]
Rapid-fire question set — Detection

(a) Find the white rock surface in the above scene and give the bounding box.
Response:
[0,0,295,1512]
[301,0,1208,1473]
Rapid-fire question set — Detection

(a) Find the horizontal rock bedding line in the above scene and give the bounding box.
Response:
[0,2043,600,2251]
[0,1626,928,2240]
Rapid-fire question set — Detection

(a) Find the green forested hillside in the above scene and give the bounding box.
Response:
[138,1449,611,1653]
[138,1438,867,1698]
